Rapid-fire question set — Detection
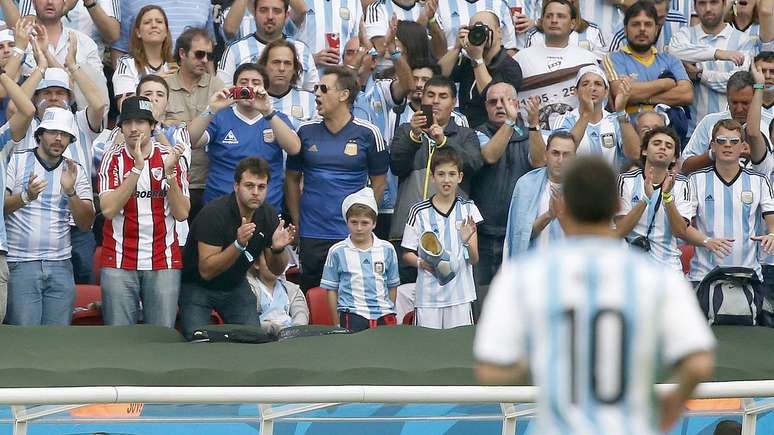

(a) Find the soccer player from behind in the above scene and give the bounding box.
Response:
[402,147,482,329]
[475,155,715,434]
[321,187,400,332]
[98,96,190,328]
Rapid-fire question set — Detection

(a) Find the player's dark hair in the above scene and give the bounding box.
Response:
[424,76,457,100]
[546,130,577,149]
[563,155,618,224]
[255,0,290,12]
[727,70,755,93]
[324,65,360,106]
[346,204,377,222]
[174,27,211,64]
[640,126,681,166]
[233,63,269,88]
[258,39,302,87]
[136,74,170,97]
[430,147,463,173]
[541,0,577,20]
[755,51,774,63]
[624,1,659,26]
[713,420,742,435]
[234,157,271,183]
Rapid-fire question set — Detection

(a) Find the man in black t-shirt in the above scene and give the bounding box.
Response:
[180,157,296,340]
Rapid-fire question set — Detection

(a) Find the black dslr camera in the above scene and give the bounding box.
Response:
[629,236,651,252]
[467,23,493,46]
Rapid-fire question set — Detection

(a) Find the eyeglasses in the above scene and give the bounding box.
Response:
[193,50,213,60]
[714,136,742,145]
[313,84,340,93]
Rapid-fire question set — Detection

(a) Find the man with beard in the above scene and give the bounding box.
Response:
[603,2,693,119]
[668,0,755,133]
[609,0,686,51]
[257,39,318,127]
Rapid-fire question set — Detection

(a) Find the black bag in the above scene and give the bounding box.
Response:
[191,325,277,343]
[696,266,763,325]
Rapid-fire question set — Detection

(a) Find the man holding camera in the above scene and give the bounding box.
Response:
[194,63,301,212]
[440,10,523,128]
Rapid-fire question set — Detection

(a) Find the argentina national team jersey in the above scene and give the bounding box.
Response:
[618,169,693,271]
[288,117,388,239]
[271,87,318,129]
[475,237,716,435]
[19,0,120,52]
[217,34,319,90]
[320,236,400,319]
[576,0,622,46]
[553,109,627,168]
[682,110,774,160]
[293,0,361,59]
[402,196,483,308]
[5,150,92,262]
[364,0,424,40]
[0,123,22,253]
[688,165,774,281]
[668,24,754,133]
[437,0,519,50]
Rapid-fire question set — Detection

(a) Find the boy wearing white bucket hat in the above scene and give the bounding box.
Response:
[4,107,95,325]
[320,187,400,332]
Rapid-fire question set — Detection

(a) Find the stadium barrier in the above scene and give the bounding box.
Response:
[2,382,774,435]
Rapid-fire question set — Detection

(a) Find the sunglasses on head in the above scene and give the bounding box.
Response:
[193,50,213,60]
[313,84,340,93]
[714,135,742,145]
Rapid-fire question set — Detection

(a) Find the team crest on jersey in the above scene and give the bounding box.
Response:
[741,191,754,204]
[601,133,616,148]
[151,167,163,181]
[263,129,275,143]
[579,41,591,50]
[291,105,303,119]
[339,7,350,20]
[372,100,383,112]
[374,261,384,274]
[546,56,563,71]
[344,140,358,156]
[223,130,239,144]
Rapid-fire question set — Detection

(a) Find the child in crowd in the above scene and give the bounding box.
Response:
[247,252,309,335]
[402,147,482,329]
[321,187,400,332]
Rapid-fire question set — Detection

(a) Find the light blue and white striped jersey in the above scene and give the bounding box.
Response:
[668,0,693,23]
[5,149,92,261]
[554,108,627,168]
[668,24,755,133]
[0,123,21,253]
[577,0,622,47]
[437,0,519,50]
[618,168,693,271]
[294,0,361,59]
[19,0,120,52]
[609,17,687,52]
[112,55,172,97]
[525,24,607,61]
[688,166,774,281]
[401,196,483,308]
[320,235,400,320]
[112,0,213,53]
[271,87,318,129]
[217,34,319,90]
[682,110,774,160]
[733,22,765,52]
[475,236,716,434]
[531,180,564,249]
[364,0,424,40]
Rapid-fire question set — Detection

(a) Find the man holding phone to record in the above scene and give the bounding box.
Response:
[390,76,483,282]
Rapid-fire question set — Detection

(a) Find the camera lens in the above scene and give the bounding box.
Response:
[239,88,251,99]
[468,24,489,46]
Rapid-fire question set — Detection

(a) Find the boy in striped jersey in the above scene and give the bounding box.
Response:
[402,147,482,329]
[616,126,692,271]
[476,155,715,434]
[321,187,400,331]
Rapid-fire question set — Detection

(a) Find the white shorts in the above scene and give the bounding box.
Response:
[415,303,473,329]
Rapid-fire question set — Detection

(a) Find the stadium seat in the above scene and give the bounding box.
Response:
[285,266,301,285]
[306,287,334,325]
[72,284,103,325]
[679,244,694,274]
[402,310,414,325]
[93,246,102,285]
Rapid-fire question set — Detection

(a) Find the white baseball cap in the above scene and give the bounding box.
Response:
[341,187,378,220]
[36,67,72,93]
[36,107,77,140]
[576,65,609,89]
[0,28,13,44]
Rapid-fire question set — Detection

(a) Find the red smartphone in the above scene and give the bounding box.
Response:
[326,32,340,51]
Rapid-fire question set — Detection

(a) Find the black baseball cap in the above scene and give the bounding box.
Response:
[119,96,156,126]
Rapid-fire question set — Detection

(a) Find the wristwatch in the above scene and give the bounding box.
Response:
[233,240,247,252]
[263,109,277,121]
[504,118,516,128]
[473,57,485,67]
[200,105,216,118]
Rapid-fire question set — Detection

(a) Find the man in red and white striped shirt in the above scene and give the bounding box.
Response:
[98,96,190,327]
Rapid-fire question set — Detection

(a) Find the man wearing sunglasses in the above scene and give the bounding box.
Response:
[166,27,227,222]
[285,66,389,292]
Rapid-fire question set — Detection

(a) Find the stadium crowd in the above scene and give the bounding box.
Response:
[0,0,770,336]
